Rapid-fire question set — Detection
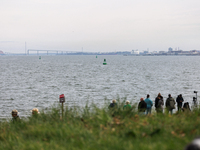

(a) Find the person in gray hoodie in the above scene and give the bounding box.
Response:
[165,94,176,114]
[144,94,153,115]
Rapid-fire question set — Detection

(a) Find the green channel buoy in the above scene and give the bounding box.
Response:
[39,56,41,59]
[96,55,97,58]
[103,59,107,65]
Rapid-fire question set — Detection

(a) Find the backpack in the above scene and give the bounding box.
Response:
[157,99,163,108]
[169,99,175,109]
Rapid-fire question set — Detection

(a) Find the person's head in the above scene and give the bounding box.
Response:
[185,137,200,150]
[158,93,161,97]
[126,100,130,105]
[11,109,18,117]
[31,108,40,115]
[140,97,144,101]
[147,94,150,98]
[168,94,171,98]
[180,94,182,97]
[112,99,116,103]
[183,103,187,108]
[183,102,190,109]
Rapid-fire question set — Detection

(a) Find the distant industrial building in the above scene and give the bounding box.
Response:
[131,50,139,55]
[168,47,173,52]
[143,51,149,54]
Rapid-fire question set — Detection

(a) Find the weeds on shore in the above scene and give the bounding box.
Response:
[0,99,199,150]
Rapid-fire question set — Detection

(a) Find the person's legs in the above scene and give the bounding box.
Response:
[148,107,152,114]
[170,109,173,114]
[139,112,146,116]
[156,108,163,114]
[178,104,182,111]
[178,105,180,111]
[146,108,151,114]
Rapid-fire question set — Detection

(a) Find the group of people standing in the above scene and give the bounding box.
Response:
[138,93,187,114]
[109,93,189,115]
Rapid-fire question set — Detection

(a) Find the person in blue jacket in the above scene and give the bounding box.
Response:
[144,94,153,114]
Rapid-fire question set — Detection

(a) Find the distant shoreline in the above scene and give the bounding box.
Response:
[1,54,200,56]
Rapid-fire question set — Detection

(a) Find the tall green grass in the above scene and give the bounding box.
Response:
[0,99,199,150]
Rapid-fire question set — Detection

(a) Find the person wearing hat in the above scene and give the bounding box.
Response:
[11,109,20,122]
[31,108,40,115]
[123,100,131,110]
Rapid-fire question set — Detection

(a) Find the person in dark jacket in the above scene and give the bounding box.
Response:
[165,94,176,114]
[176,94,184,111]
[11,109,20,122]
[155,93,164,113]
[156,96,164,113]
[108,99,118,109]
[108,99,118,117]
[155,93,163,107]
[138,97,147,115]
[182,102,191,112]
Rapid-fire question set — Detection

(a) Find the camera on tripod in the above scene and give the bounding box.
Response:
[193,91,198,107]
[193,97,197,101]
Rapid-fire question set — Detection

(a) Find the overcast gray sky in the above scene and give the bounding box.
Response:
[0,0,200,53]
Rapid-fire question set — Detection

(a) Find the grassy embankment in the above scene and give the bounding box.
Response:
[0,99,199,150]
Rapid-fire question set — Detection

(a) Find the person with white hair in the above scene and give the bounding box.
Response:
[11,109,20,122]
[123,100,131,110]
[31,108,40,115]
[108,99,118,109]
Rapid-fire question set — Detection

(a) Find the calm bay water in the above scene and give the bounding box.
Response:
[0,55,200,118]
